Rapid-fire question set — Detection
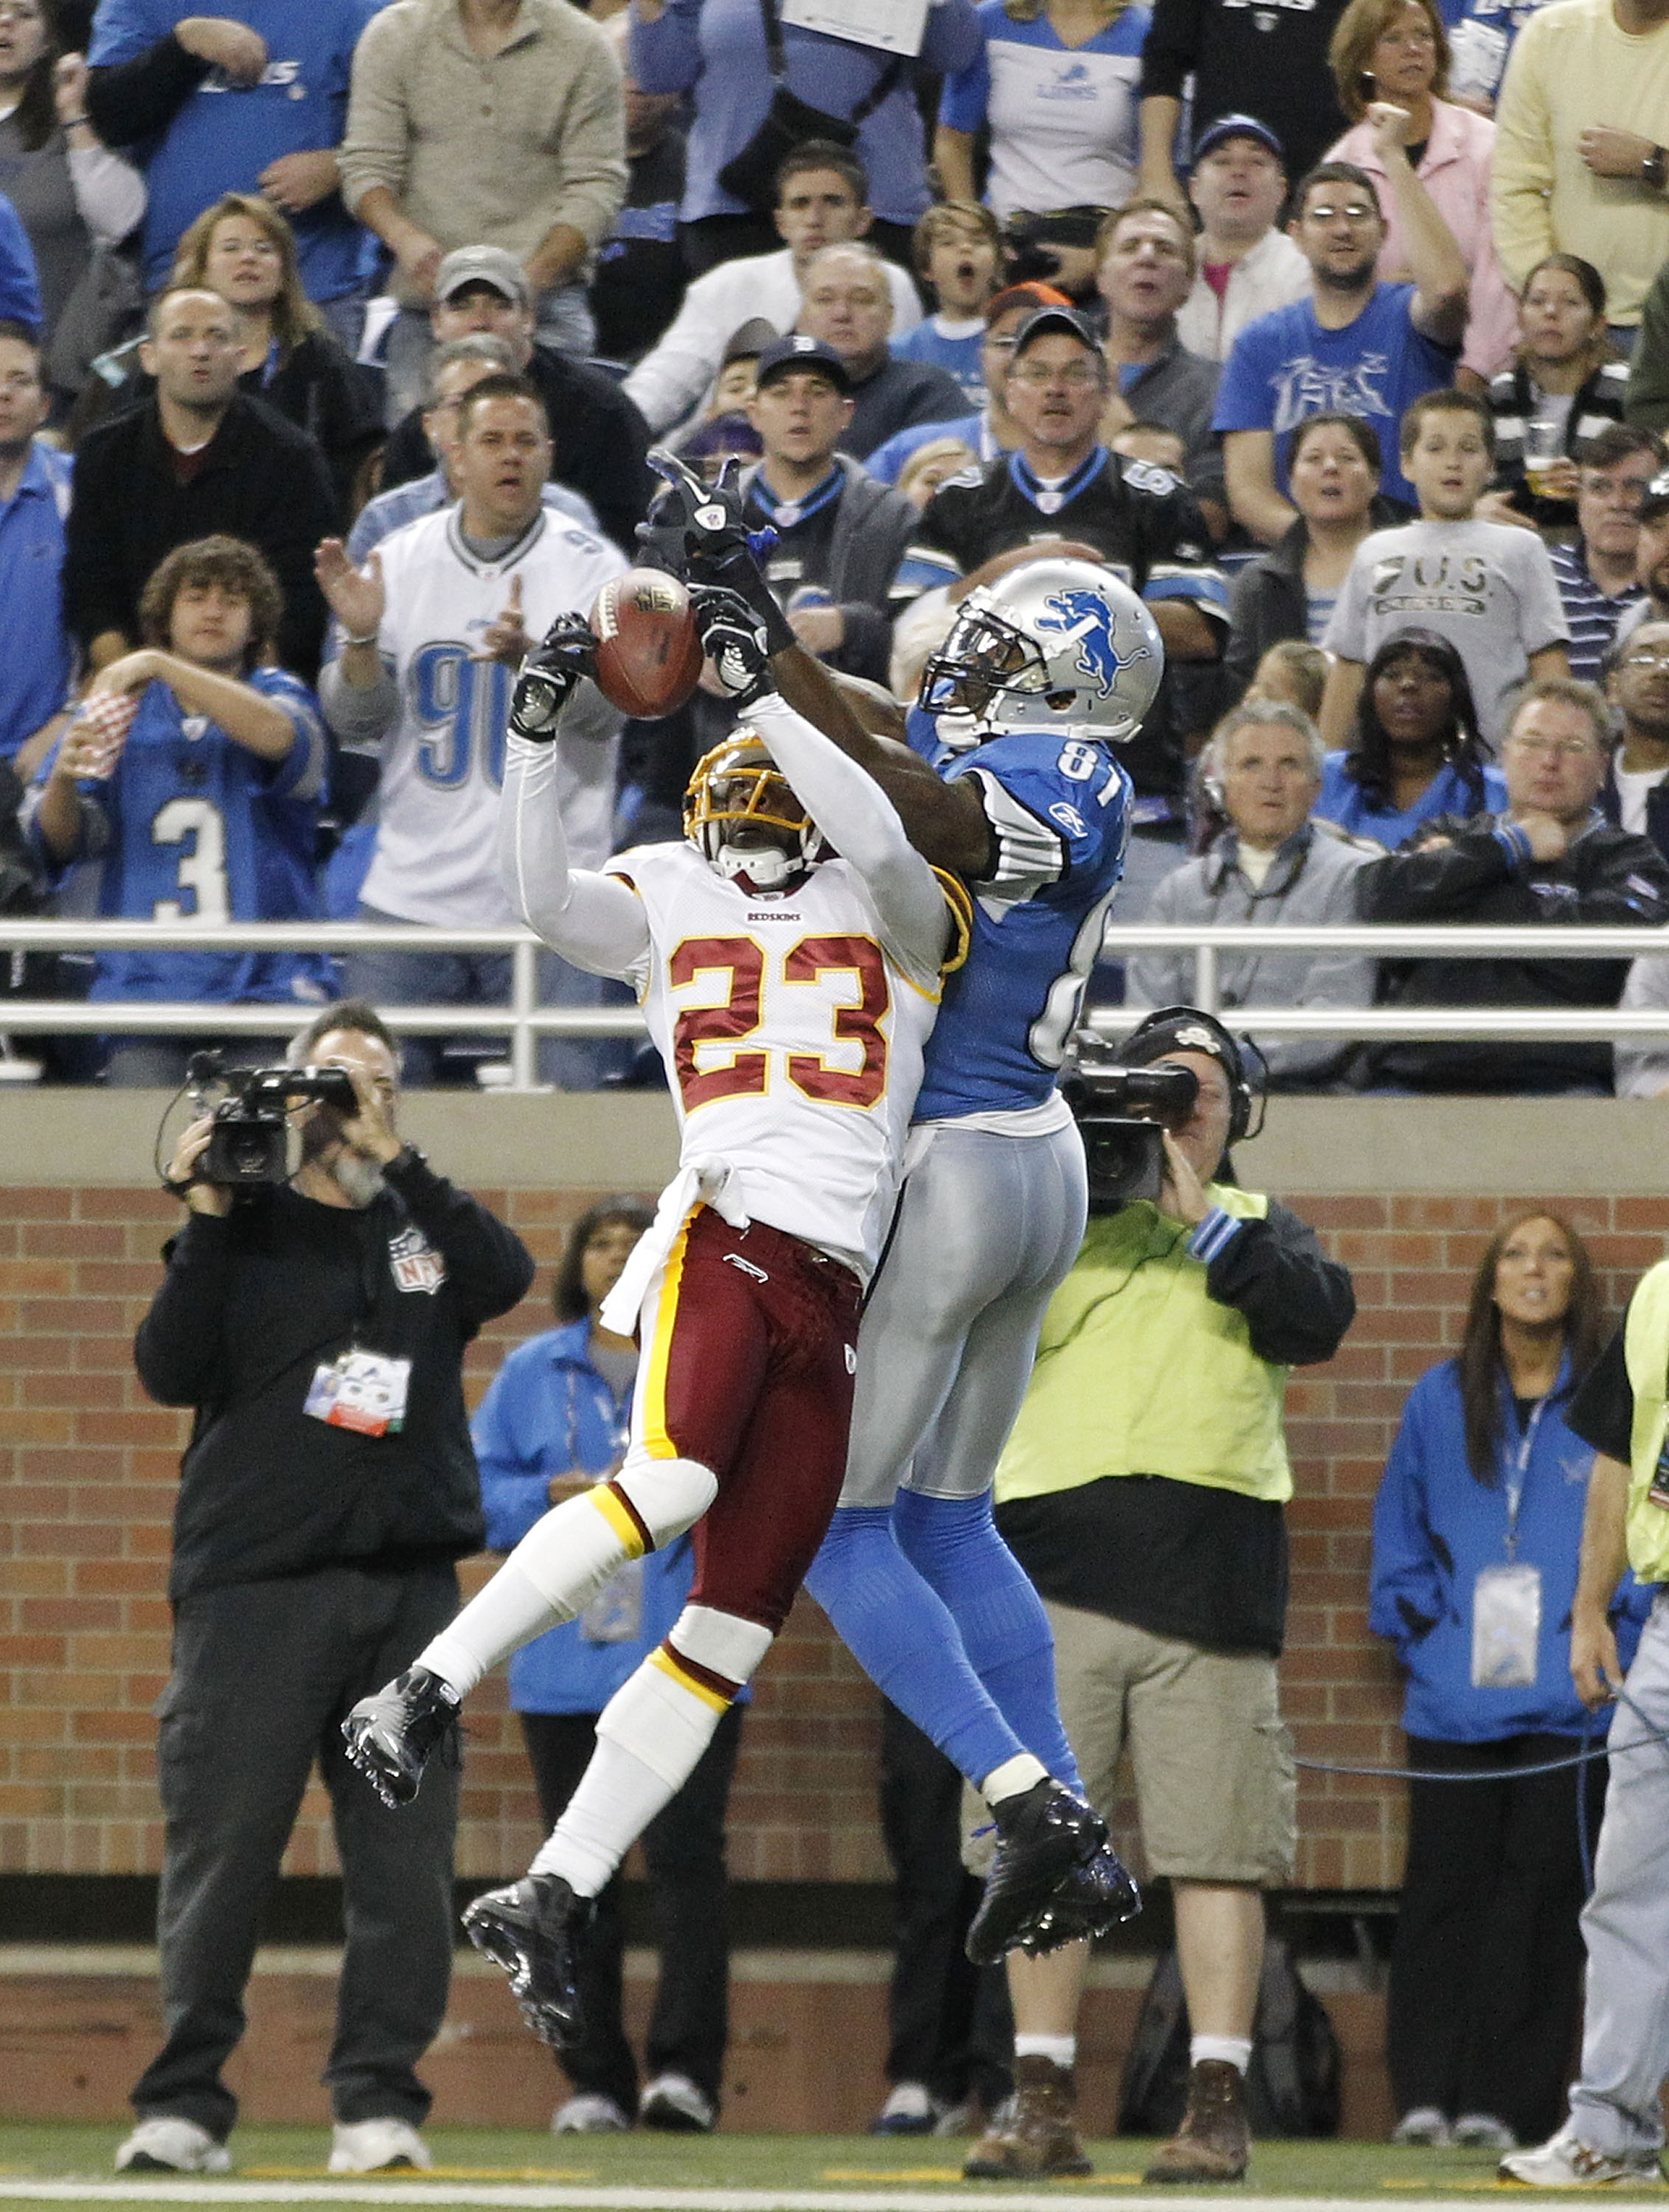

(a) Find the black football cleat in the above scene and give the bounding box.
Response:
[965,1778,1115,1965]
[341,1667,460,1808]
[462,1874,590,2046]
[1011,1840,1143,1956]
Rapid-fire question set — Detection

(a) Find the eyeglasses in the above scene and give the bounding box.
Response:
[1620,650,1669,672]
[1305,203,1379,223]
[1581,475,1651,505]
[1010,363,1101,388]
[1505,736,1600,759]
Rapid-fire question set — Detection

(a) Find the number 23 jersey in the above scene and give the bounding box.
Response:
[907,713,1132,1121]
[606,841,970,1282]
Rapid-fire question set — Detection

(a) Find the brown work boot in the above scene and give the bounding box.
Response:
[963,2055,1093,2180]
[1144,2059,1251,2183]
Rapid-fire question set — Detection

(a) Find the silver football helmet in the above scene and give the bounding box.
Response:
[919,557,1165,750]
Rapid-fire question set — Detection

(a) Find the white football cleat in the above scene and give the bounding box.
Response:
[328,2118,432,2173]
[115,2117,231,2174]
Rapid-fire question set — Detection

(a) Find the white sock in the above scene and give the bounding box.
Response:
[530,1647,731,1896]
[417,1492,639,1697]
[1191,2034,1252,2074]
[1015,2034,1076,2070]
[982,1753,1048,1809]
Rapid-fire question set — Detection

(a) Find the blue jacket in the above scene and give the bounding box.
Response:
[1369,1355,1652,1740]
[473,1321,705,1716]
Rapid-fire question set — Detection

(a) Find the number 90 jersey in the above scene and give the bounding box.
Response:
[907,710,1131,1121]
[607,841,971,1282]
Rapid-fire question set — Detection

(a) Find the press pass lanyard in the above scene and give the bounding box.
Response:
[1502,1395,1547,1562]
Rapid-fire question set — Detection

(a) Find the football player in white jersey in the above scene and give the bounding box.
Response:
[343,591,972,2045]
[315,373,626,1085]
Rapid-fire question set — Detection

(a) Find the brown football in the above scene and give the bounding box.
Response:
[590,568,703,719]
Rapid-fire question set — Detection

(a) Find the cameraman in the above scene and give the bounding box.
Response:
[116,1001,534,2180]
[968,1010,1353,2185]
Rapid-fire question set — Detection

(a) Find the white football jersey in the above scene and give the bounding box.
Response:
[607,841,969,1280]
[358,507,627,927]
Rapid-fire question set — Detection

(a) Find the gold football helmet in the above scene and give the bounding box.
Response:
[683,731,823,888]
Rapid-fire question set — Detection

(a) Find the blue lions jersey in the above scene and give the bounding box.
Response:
[42,669,334,1006]
[907,705,1130,1120]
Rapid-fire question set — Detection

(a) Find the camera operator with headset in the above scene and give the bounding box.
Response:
[116,998,534,2183]
[970,1008,1354,2186]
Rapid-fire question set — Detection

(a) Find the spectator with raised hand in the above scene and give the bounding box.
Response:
[892,201,1001,409]
[1490,0,1669,351]
[63,285,335,676]
[347,336,598,563]
[1137,0,1353,210]
[1092,197,1225,530]
[1224,411,1391,703]
[1314,628,1505,846]
[1131,699,1376,1088]
[1485,257,1628,532]
[795,242,966,462]
[0,320,73,774]
[1371,1213,1643,2154]
[1545,425,1661,681]
[627,0,980,276]
[1324,0,1516,385]
[1174,116,1310,365]
[0,8,142,391]
[1354,676,1669,1093]
[375,248,650,557]
[1318,387,1570,751]
[84,0,374,337]
[1215,137,1468,543]
[25,533,333,1085]
[314,372,627,1089]
[934,0,1151,223]
[340,0,625,397]
[623,143,924,442]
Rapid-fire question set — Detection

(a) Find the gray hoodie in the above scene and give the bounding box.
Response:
[1128,818,1378,1085]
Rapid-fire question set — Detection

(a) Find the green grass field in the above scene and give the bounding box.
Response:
[0,2124,1661,2211]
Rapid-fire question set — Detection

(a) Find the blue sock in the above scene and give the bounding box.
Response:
[804,1504,1025,1790]
[891,1487,1084,1797]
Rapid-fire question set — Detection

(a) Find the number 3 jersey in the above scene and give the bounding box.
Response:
[907,708,1131,1121]
[35,669,335,1007]
[353,506,627,928]
[606,841,971,1282]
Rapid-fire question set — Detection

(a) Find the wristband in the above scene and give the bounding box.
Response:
[343,630,380,647]
[60,114,90,128]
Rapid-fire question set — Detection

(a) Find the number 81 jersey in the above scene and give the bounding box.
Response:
[607,841,971,1282]
[910,719,1132,1121]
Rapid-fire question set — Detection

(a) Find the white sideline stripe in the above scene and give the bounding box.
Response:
[0,2189,1611,2211]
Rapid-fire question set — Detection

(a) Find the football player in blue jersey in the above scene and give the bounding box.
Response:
[631,459,1162,2020]
[27,535,332,1084]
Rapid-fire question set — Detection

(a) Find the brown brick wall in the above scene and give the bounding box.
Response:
[1,1178,1657,1892]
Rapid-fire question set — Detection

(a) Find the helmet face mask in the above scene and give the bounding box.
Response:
[684,734,823,891]
[916,557,1165,750]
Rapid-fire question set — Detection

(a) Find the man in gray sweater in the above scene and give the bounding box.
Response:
[1128,698,1376,1088]
[339,0,625,408]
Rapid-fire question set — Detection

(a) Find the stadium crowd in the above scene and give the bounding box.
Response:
[0,0,1667,1085]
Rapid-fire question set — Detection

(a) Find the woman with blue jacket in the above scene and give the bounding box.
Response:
[473,1196,741,2138]
[1370,1212,1650,2154]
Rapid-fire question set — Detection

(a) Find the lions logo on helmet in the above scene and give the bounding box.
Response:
[919,557,1164,750]
[683,731,824,892]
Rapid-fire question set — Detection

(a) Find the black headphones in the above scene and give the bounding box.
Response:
[1120,1004,1264,1146]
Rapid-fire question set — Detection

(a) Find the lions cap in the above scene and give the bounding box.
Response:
[753,333,854,394]
[436,246,530,308]
[1191,113,1285,166]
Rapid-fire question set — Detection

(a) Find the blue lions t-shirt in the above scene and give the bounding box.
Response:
[1213,283,1455,510]
[88,0,380,299]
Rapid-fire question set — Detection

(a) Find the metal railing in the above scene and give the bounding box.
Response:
[2,918,1669,1089]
